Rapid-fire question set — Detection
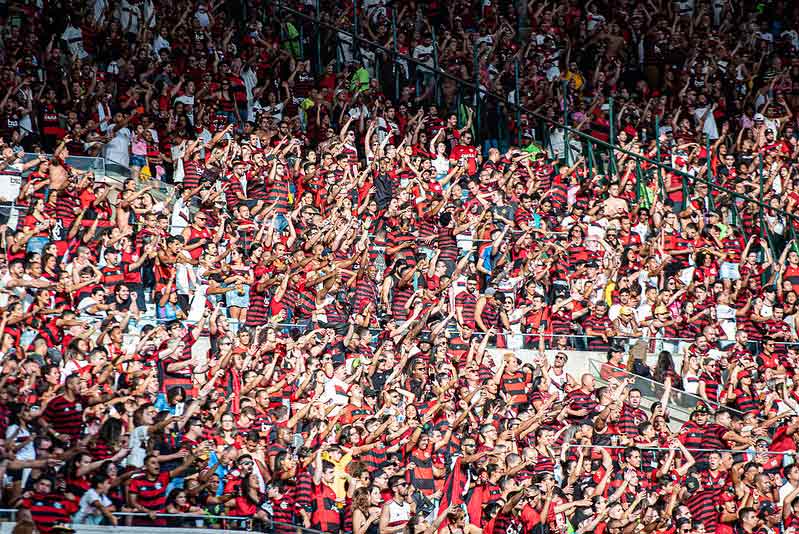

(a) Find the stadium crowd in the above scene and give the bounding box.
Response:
[5,0,799,533]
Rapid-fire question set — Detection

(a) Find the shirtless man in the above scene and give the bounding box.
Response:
[602,182,629,218]
[48,137,93,206]
[47,138,72,193]
[115,179,153,234]
[155,235,189,296]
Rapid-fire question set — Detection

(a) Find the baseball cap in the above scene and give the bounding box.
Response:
[754,113,766,122]
[759,502,780,518]
[737,370,751,381]
[692,402,711,416]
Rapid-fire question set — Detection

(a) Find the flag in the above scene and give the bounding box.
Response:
[437,457,470,529]
[523,143,543,156]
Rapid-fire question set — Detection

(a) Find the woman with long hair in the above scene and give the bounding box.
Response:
[109,284,140,315]
[92,418,124,460]
[165,488,204,527]
[352,485,382,534]
[21,197,54,254]
[653,350,681,389]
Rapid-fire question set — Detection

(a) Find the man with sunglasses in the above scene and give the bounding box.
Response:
[379,475,412,534]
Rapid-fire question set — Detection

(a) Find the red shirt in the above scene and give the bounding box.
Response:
[450,144,479,175]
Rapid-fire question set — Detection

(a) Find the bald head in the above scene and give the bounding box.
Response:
[581,374,595,390]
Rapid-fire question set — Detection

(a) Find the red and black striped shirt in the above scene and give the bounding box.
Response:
[129,471,170,512]
[42,394,86,442]
[21,493,77,533]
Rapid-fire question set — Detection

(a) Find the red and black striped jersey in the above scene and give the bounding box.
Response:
[21,493,77,533]
[129,471,170,511]
[42,394,86,442]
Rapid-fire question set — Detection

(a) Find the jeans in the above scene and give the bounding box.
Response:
[26,236,49,254]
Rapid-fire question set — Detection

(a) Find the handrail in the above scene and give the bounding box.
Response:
[587,357,751,418]
[0,508,329,533]
[113,512,249,521]
[111,512,328,533]
[563,443,789,456]
[271,2,799,230]
[119,316,781,347]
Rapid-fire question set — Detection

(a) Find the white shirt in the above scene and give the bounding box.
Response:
[174,95,195,124]
[103,126,132,168]
[171,144,186,183]
[780,482,799,504]
[413,45,435,68]
[62,26,89,59]
[128,425,150,467]
[5,425,35,460]
[195,7,210,27]
[74,489,113,524]
[241,66,258,103]
[77,296,107,317]
[693,106,719,140]
[153,34,170,55]
[0,274,8,309]
[321,377,349,406]
[432,155,449,178]
[61,358,90,382]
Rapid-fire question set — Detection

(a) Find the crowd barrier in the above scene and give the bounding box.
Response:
[0,510,328,533]
[116,315,799,355]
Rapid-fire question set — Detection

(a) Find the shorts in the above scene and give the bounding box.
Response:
[720,262,740,281]
[130,155,147,167]
[226,285,250,308]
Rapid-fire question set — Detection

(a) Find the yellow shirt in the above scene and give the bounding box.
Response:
[565,71,585,91]
[324,452,352,501]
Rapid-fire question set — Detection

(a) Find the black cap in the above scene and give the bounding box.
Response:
[759,501,780,518]
[692,402,711,415]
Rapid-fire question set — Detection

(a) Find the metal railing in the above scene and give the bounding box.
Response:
[587,357,750,420]
[563,443,794,460]
[70,310,798,356]
[0,509,328,533]
[113,512,327,533]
